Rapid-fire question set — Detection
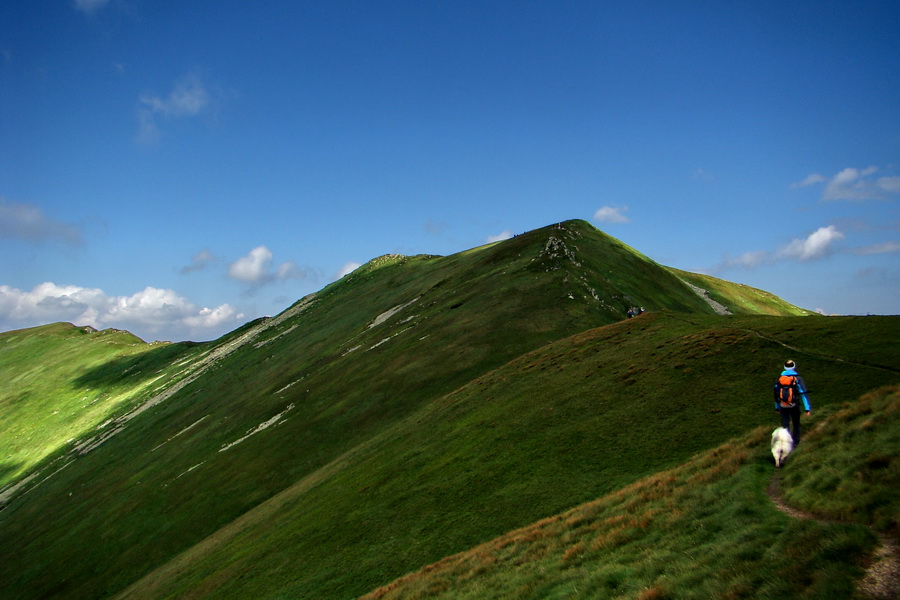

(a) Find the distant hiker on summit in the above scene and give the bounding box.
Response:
[773,359,811,445]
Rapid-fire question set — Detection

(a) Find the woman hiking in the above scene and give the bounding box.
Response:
[774,359,811,445]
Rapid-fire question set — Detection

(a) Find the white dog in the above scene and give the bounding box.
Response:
[771,427,794,468]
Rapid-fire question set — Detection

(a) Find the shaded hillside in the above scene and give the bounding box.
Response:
[1,220,889,600]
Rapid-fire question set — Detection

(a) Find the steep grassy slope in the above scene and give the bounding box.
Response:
[362,385,900,600]
[0,220,886,600]
[109,314,898,599]
[0,323,201,493]
[669,267,816,316]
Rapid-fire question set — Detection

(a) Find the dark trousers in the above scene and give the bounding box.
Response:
[780,405,802,444]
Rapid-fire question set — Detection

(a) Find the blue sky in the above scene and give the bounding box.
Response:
[2,1,898,342]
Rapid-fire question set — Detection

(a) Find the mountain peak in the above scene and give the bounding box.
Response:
[0,219,839,600]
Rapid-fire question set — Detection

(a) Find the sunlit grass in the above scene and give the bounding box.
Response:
[0,323,202,488]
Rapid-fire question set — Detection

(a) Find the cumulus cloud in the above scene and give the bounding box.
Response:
[137,73,212,144]
[487,230,513,243]
[776,226,845,261]
[0,198,83,245]
[228,246,311,286]
[229,246,273,283]
[718,226,845,271]
[229,246,277,283]
[0,282,240,341]
[183,304,240,329]
[793,166,900,201]
[593,206,631,224]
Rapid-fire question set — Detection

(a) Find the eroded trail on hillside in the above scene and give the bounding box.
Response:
[738,327,900,375]
[680,280,732,315]
[767,472,900,599]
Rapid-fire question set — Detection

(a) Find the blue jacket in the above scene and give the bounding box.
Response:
[774,369,811,411]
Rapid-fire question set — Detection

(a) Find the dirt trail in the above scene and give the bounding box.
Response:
[767,472,899,599]
[736,327,900,375]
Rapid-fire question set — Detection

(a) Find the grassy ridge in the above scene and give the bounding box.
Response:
[4,220,716,598]
[0,323,201,490]
[0,220,892,600]
[112,313,898,599]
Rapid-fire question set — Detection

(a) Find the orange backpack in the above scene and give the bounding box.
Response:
[774,375,799,408]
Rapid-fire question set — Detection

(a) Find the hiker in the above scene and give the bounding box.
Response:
[773,359,811,444]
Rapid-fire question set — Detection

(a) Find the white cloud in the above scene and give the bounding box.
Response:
[777,226,845,261]
[794,166,899,201]
[0,198,83,245]
[824,167,877,201]
[718,226,845,271]
[184,305,241,329]
[228,246,311,285]
[137,73,212,144]
[74,0,110,13]
[0,282,106,325]
[229,246,273,283]
[0,282,240,341]
[487,230,513,243]
[335,262,362,279]
[593,205,630,224]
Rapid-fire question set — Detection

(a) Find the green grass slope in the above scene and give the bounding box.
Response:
[0,323,202,493]
[669,268,817,316]
[781,385,900,535]
[362,385,900,600]
[0,220,884,600]
[110,314,898,599]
